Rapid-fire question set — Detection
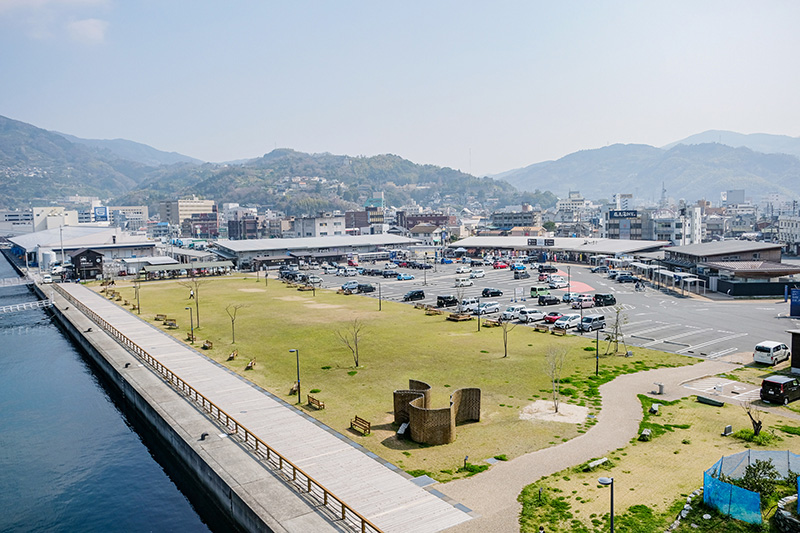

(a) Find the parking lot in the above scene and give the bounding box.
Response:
[299,260,800,361]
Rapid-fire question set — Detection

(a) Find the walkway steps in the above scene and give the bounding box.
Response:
[57,283,471,533]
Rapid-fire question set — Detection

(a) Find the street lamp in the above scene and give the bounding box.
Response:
[378,282,382,311]
[289,348,301,404]
[134,280,141,315]
[567,266,571,292]
[185,307,194,343]
[598,477,614,532]
[476,296,481,332]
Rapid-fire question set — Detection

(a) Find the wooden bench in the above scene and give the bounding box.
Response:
[202,340,213,350]
[245,359,256,370]
[697,395,724,407]
[447,313,473,322]
[186,333,195,342]
[163,318,178,328]
[307,395,325,410]
[297,285,314,291]
[350,415,371,435]
[425,308,444,315]
[583,457,608,471]
[227,350,238,361]
[535,323,551,332]
[155,314,167,321]
[551,328,567,336]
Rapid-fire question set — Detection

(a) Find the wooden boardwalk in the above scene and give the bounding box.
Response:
[58,283,472,533]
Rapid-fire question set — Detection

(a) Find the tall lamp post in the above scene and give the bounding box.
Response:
[598,477,614,532]
[134,280,141,315]
[289,349,301,404]
[378,283,382,311]
[185,307,194,343]
[476,296,481,332]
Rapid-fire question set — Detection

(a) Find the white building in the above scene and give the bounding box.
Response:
[292,212,346,237]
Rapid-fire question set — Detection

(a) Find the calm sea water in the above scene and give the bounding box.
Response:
[0,255,217,533]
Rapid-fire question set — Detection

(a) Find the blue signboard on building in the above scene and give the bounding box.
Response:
[791,289,800,317]
[94,206,108,222]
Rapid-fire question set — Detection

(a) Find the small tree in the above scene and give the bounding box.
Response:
[225,303,247,343]
[604,305,628,355]
[336,319,366,367]
[544,345,568,413]
[455,286,467,313]
[742,400,763,436]
[499,319,517,358]
[178,276,208,327]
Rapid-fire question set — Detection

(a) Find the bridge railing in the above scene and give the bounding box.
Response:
[53,284,382,533]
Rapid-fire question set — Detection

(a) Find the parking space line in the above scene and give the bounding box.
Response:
[678,333,748,354]
[707,347,738,359]
[629,324,676,339]
[641,327,713,347]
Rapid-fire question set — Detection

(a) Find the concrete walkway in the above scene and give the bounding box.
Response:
[439,359,740,533]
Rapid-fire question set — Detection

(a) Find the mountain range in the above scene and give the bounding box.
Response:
[1,114,798,213]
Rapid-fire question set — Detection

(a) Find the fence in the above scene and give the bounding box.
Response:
[53,284,382,533]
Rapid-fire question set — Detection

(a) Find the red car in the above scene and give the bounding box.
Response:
[543,312,563,324]
[493,261,509,269]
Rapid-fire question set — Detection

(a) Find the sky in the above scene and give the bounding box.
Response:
[2,1,800,176]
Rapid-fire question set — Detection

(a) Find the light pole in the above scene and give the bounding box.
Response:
[567,266,571,292]
[134,280,141,315]
[598,477,614,532]
[185,307,194,343]
[595,328,600,376]
[476,296,481,332]
[378,283,382,311]
[289,349,301,404]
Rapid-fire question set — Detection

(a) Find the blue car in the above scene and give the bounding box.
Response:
[397,273,415,281]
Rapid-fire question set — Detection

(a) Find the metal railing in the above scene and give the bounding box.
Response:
[0,299,52,314]
[53,284,382,533]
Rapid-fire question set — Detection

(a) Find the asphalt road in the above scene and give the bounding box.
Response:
[311,261,800,361]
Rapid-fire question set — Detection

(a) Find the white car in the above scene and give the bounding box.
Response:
[518,308,545,323]
[42,273,53,284]
[460,297,480,313]
[469,269,486,279]
[454,278,474,287]
[307,275,323,284]
[475,301,500,315]
[549,276,568,289]
[500,305,526,321]
[553,314,581,329]
[571,295,594,309]
[455,266,472,274]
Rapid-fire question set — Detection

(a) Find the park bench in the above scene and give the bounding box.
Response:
[297,285,314,291]
[551,328,567,336]
[307,395,325,410]
[697,395,724,407]
[186,333,195,342]
[155,314,167,321]
[649,403,660,415]
[202,340,213,350]
[639,428,652,441]
[447,313,473,322]
[722,425,733,437]
[163,318,178,328]
[425,308,443,315]
[583,457,608,471]
[535,324,550,333]
[115,294,122,301]
[350,415,371,435]
[483,318,500,327]
[245,359,256,370]
[123,300,130,306]
[227,350,238,361]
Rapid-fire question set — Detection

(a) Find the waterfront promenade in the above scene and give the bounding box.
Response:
[52,282,472,533]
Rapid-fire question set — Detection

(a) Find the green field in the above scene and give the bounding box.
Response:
[103,275,695,480]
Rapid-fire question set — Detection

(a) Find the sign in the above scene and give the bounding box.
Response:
[790,288,800,317]
[94,206,109,222]
[610,210,638,219]
[527,238,555,247]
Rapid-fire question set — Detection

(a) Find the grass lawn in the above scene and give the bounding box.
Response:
[99,275,695,481]
[518,394,798,532]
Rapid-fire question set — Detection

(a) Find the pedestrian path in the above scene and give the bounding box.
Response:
[56,283,471,533]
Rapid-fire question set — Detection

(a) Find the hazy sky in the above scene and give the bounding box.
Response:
[2,1,799,176]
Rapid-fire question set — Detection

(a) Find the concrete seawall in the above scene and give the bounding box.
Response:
[39,282,343,533]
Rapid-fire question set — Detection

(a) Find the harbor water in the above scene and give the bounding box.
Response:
[0,255,218,533]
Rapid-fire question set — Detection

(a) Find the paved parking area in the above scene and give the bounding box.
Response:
[681,376,761,403]
[304,261,800,362]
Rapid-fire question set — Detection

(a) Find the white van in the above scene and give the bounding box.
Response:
[579,314,606,332]
[42,274,53,284]
[460,297,480,313]
[454,277,474,287]
[500,305,526,321]
[753,341,791,365]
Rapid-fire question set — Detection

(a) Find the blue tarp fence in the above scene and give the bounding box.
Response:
[704,451,800,524]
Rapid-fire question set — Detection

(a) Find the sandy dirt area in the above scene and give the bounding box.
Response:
[519,400,589,424]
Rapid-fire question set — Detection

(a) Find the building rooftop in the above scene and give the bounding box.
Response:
[450,236,668,255]
[665,240,781,256]
[213,234,419,253]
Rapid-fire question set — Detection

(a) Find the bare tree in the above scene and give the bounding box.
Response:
[455,286,467,313]
[225,303,248,343]
[544,345,569,413]
[604,305,628,355]
[336,319,366,367]
[178,276,208,327]
[742,400,763,436]
[499,319,517,358]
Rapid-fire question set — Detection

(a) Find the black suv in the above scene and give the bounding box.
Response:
[382,269,399,278]
[357,283,376,293]
[436,295,458,307]
[593,293,616,307]
[616,274,637,283]
[482,288,503,297]
[538,265,558,273]
[514,270,531,279]
[538,295,560,306]
[403,289,425,302]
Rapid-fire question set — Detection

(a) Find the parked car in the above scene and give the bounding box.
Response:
[455,277,474,287]
[530,286,551,298]
[493,261,509,269]
[753,341,791,365]
[538,295,561,306]
[382,270,399,278]
[500,305,527,321]
[456,266,472,274]
[385,262,398,269]
[440,258,453,264]
[538,273,550,282]
[760,375,800,405]
[511,263,526,271]
[308,275,323,284]
[579,314,606,332]
[607,270,620,280]
[42,273,53,284]
[562,292,580,303]
[616,274,637,283]
[341,280,359,291]
[553,314,581,329]
[538,265,558,273]
[475,301,500,315]
[417,263,433,270]
[469,259,484,267]
[514,270,531,280]
[571,295,595,309]
[590,265,609,273]
[357,283,376,293]
[436,295,458,307]
[543,311,564,323]
[460,297,480,313]
[549,276,569,289]
[397,273,415,281]
[482,287,503,297]
[593,293,617,307]
[402,289,425,302]
[469,269,486,279]
[519,308,546,323]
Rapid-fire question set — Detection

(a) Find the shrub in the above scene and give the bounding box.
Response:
[309,388,321,394]
[731,428,780,446]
